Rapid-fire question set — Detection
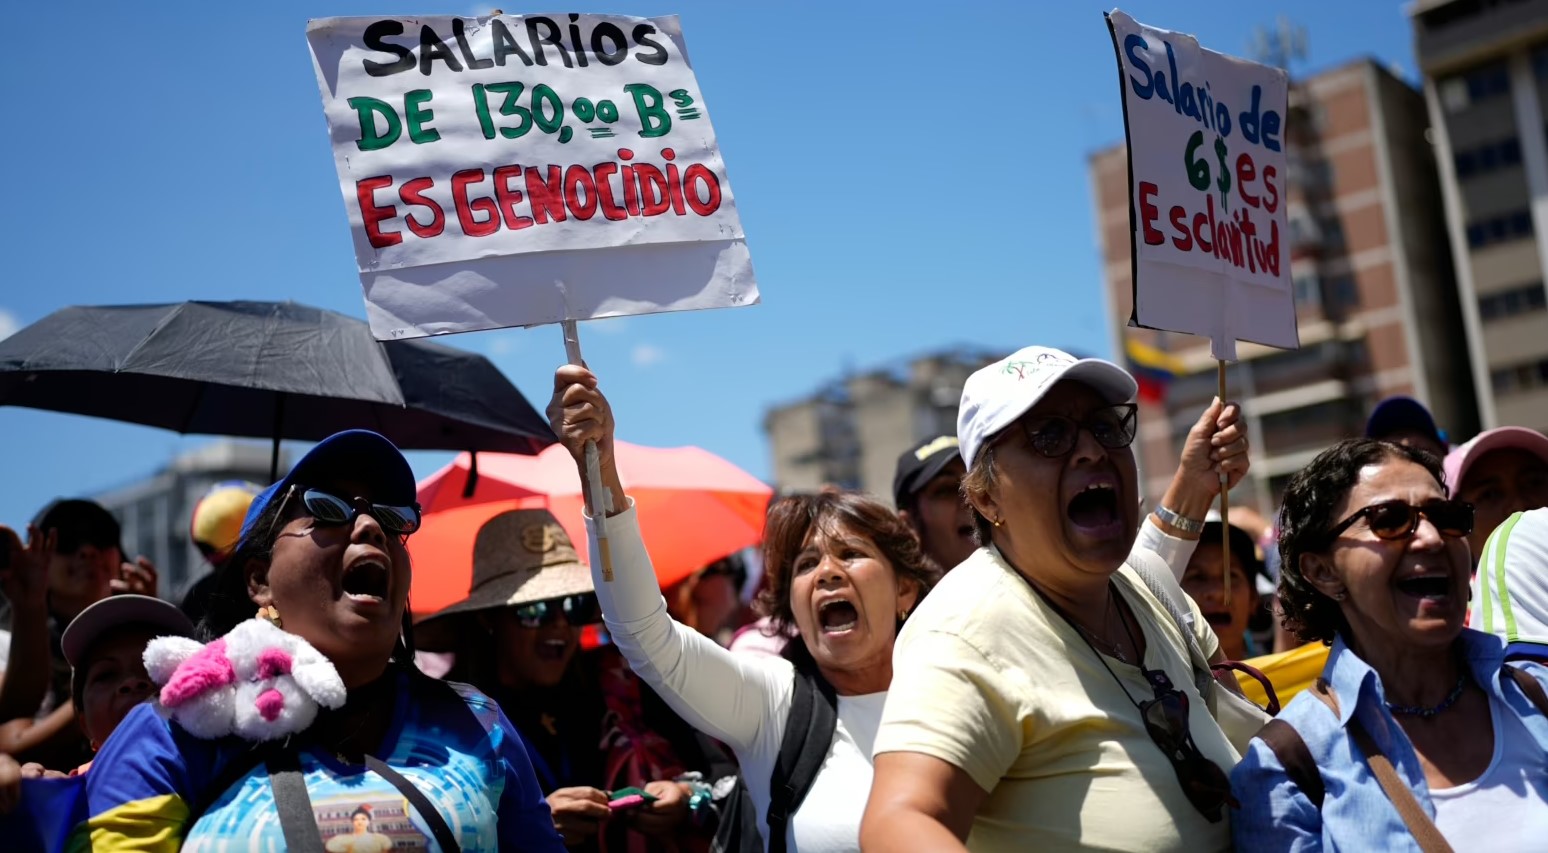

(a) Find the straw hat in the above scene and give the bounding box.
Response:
[422,508,594,623]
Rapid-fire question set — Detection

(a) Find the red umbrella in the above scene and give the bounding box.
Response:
[409,441,772,618]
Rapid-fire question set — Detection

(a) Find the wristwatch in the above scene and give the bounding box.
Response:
[1154,504,1205,534]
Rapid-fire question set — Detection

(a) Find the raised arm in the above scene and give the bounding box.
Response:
[0,526,57,725]
[548,366,792,754]
[1142,398,1250,581]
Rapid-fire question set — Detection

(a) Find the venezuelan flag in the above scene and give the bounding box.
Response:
[1124,338,1185,404]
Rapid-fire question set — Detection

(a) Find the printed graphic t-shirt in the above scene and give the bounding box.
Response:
[73,670,565,852]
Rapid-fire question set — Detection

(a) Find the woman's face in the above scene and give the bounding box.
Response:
[1181,549,1257,660]
[978,381,1140,576]
[1317,459,1470,653]
[488,605,580,690]
[253,478,410,687]
[79,626,158,749]
[352,812,370,832]
[1457,448,1548,560]
[788,519,917,677]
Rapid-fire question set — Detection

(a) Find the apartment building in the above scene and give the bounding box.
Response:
[1412,0,1548,431]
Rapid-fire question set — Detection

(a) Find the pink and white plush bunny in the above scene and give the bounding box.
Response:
[144,619,347,742]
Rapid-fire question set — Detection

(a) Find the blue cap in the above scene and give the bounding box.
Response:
[239,430,418,543]
[1365,396,1446,446]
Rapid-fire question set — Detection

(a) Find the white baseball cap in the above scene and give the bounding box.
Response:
[957,346,1138,469]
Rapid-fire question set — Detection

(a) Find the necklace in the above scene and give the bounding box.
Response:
[1386,673,1468,718]
[1071,595,1130,663]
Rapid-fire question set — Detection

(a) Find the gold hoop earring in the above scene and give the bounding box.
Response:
[257,604,283,628]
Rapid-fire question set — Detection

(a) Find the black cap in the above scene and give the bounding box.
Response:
[1365,396,1444,446]
[892,435,963,509]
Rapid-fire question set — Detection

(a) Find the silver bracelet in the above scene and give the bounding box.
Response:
[1154,504,1205,534]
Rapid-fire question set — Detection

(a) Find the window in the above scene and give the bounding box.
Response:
[1479,282,1548,320]
[1456,137,1525,180]
[1491,356,1548,395]
[1293,273,1322,307]
[1327,276,1360,307]
[1466,208,1535,248]
[1466,62,1510,101]
[1321,217,1346,249]
[1534,44,1548,80]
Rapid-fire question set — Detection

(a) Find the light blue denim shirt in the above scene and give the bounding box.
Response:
[1230,629,1548,852]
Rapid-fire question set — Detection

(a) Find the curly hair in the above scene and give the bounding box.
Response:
[200,488,417,666]
[959,442,999,546]
[757,488,942,639]
[1277,438,1445,645]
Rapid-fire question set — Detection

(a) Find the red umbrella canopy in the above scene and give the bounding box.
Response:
[409,441,773,618]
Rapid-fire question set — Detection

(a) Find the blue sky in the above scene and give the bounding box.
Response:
[0,1,1415,530]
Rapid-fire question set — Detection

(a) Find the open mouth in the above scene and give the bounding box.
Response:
[818,599,859,634]
[1395,575,1452,600]
[1203,611,1234,627]
[535,638,569,661]
[1067,483,1120,532]
[342,560,389,604]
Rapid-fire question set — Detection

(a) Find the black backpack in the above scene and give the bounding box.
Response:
[712,647,838,853]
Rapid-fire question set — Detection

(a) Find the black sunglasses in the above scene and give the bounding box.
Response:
[1324,498,1474,545]
[1013,403,1138,458]
[1137,667,1238,822]
[513,593,601,629]
[280,486,423,538]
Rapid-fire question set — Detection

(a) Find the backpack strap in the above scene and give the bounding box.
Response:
[1346,720,1454,853]
[1505,665,1548,717]
[264,750,327,853]
[1256,719,1324,809]
[765,666,838,853]
[365,754,461,851]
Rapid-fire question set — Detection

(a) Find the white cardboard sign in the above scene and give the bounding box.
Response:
[307,13,758,340]
[1106,10,1299,360]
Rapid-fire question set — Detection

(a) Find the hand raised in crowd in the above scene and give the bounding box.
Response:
[546,365,617,469]
[1155,397,1251,536]
[110,555,158,597]
[546,786,611,846]
[1180,397,1250,493]
[0,525,55,609]
[624,780,692,838]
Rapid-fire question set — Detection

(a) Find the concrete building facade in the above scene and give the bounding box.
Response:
[93,442,283,602]
[1091,58,1477,511]
[764,350,998,501]
[1412,0,1548,432]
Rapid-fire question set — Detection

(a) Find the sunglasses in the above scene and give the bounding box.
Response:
[1323,498,1473,545]
[513,593,601,629]
[1137,667,1237,822]
[1013,403,1138,458]
[281,486,423,538]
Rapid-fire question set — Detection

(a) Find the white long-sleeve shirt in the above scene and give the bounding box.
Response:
[586,507,1196,853]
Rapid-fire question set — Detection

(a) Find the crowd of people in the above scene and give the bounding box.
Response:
[0,343,1545,851]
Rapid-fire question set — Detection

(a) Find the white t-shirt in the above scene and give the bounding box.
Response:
[1431,692,1548,850]
[587,507,875,853]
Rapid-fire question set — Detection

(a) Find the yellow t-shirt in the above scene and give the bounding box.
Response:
[874,546,1237,853]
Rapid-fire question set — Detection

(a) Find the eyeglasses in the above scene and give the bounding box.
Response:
[513,594,601,628]
[1136,667,1238,822]
[282,486,423,537]
[1014,404,1138,458]
[1323,498,1474,545]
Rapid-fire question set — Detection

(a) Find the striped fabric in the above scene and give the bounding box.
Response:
[1472,507,1548,660]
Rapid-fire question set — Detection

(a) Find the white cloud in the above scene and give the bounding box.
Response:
[588,316,630,335]
[0,308,19,341]
[631,343,666,367]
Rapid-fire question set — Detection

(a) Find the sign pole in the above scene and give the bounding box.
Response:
[1217,358,1231,605]
[562,320,615,582]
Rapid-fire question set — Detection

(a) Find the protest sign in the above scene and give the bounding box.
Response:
[307,14,758,340]
[1106,10,1299,360]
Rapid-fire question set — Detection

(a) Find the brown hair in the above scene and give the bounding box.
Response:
[757,488,941,636]
[1277,438,1446,645]
[959,442,1000,546]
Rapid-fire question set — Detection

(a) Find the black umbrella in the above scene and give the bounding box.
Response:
[0,301,554,479]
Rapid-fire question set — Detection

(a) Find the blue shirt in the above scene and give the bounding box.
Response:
[71,668,566,852]
[1230,630,1548,852]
